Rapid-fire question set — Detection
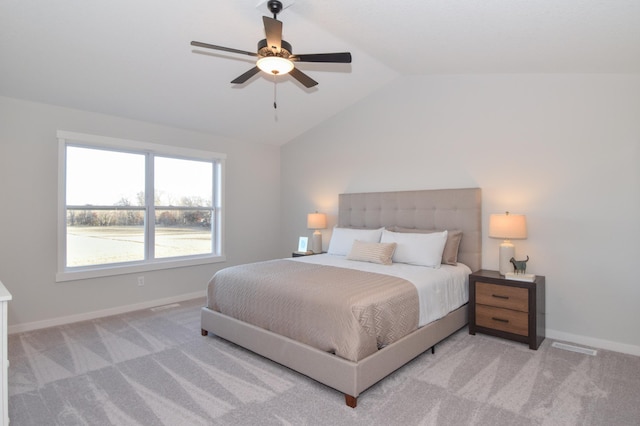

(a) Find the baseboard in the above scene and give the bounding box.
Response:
[11,297,639,357]
[546,328,640,357]
[8,291,206,334]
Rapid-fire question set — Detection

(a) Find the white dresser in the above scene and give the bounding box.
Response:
[0,281,11,426]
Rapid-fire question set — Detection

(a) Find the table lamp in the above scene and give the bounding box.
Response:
[489,212,527,275]
[307,212,327,254]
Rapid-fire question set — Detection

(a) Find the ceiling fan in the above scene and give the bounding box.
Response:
[190,0,352,89]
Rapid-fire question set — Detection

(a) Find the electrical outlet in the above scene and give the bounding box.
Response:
[137,276,145,286]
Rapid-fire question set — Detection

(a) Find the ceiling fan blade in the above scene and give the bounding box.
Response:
[231,67,261,84]
[291,52,352,63]
[262,16,282,52]
[191,41,258,57]
[289,67,318,88]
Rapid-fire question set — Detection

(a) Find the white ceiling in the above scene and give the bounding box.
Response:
[1,0,638,146]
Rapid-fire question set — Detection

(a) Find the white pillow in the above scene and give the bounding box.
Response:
[380,229,448,267]
[327,227,384,256]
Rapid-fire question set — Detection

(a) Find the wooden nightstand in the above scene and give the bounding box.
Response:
[469,269,545,350]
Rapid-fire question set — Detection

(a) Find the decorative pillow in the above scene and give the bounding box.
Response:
[380,229,448,268]
[391,227,463,265]
[346,240,397,265]
[327,227,384,256]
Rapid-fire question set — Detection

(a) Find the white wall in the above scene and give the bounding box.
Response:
[281,74,640,355]
[0,96,281,330]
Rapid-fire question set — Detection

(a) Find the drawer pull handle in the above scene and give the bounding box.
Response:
[492,294,509,300]
[492,317,509,323]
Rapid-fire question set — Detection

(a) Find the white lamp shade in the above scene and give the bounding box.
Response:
[307,213,327,230]
[489,213,527,240]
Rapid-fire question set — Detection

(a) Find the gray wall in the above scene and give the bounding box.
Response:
[3,72,640,356]
[0,96,282,329]
[281,74,640,355]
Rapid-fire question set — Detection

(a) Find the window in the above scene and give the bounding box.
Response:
[57,131,225,281]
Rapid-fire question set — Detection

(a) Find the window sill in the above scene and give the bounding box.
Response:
[56,255,226,282]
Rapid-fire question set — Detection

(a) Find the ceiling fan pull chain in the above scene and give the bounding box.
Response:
[273,75,278,109]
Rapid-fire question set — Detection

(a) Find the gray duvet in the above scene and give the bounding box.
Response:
[207,259,419,362]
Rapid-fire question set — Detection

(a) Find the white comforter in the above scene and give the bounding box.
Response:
[292,254,470,327]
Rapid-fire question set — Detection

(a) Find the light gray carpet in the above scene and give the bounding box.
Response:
[8,297,640,425]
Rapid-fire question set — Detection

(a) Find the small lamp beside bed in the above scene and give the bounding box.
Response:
[307,212,327,253]
[489,211,527,275]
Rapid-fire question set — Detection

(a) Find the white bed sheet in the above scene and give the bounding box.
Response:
[291,254,470,327]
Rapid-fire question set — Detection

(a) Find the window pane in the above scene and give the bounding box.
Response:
[66,210,145,267]
[154,157,213,259]
[67,146,145,206]
[155,209,213,258]
[155,157,212,207]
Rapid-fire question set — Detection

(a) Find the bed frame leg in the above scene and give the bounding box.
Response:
[345,394,357,408]
[201,329,208,336]
[431,345,435,354]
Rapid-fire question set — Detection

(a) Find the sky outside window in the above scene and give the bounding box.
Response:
[66,146,145,206]
[67,147,213,206]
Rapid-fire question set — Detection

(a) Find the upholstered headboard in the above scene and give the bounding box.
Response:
[338,188,482,272]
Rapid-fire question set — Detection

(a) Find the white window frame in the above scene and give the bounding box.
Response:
[56,131,226,282]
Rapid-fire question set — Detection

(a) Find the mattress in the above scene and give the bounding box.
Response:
[292,254,471,327]
[207,259,420,362]
[207,255,469,362]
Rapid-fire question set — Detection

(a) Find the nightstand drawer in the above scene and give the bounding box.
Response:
[476,305,528,336]
[476,282,528,312]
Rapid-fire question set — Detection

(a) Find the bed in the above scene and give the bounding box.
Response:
[201,188,481,407]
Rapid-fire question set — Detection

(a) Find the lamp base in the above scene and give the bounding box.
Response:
[311,231,322,254]
[498,241,515,275]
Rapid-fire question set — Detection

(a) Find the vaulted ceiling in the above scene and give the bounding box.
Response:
[1,0,638,146]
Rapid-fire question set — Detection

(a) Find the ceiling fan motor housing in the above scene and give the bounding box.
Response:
[258,38,293,58]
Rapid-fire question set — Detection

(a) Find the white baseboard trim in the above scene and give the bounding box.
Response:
[10,298,640,357]
[8,291,206,335]
[547,328,640,357]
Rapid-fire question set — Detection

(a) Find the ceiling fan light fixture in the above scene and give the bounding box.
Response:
[257,56,294,75]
